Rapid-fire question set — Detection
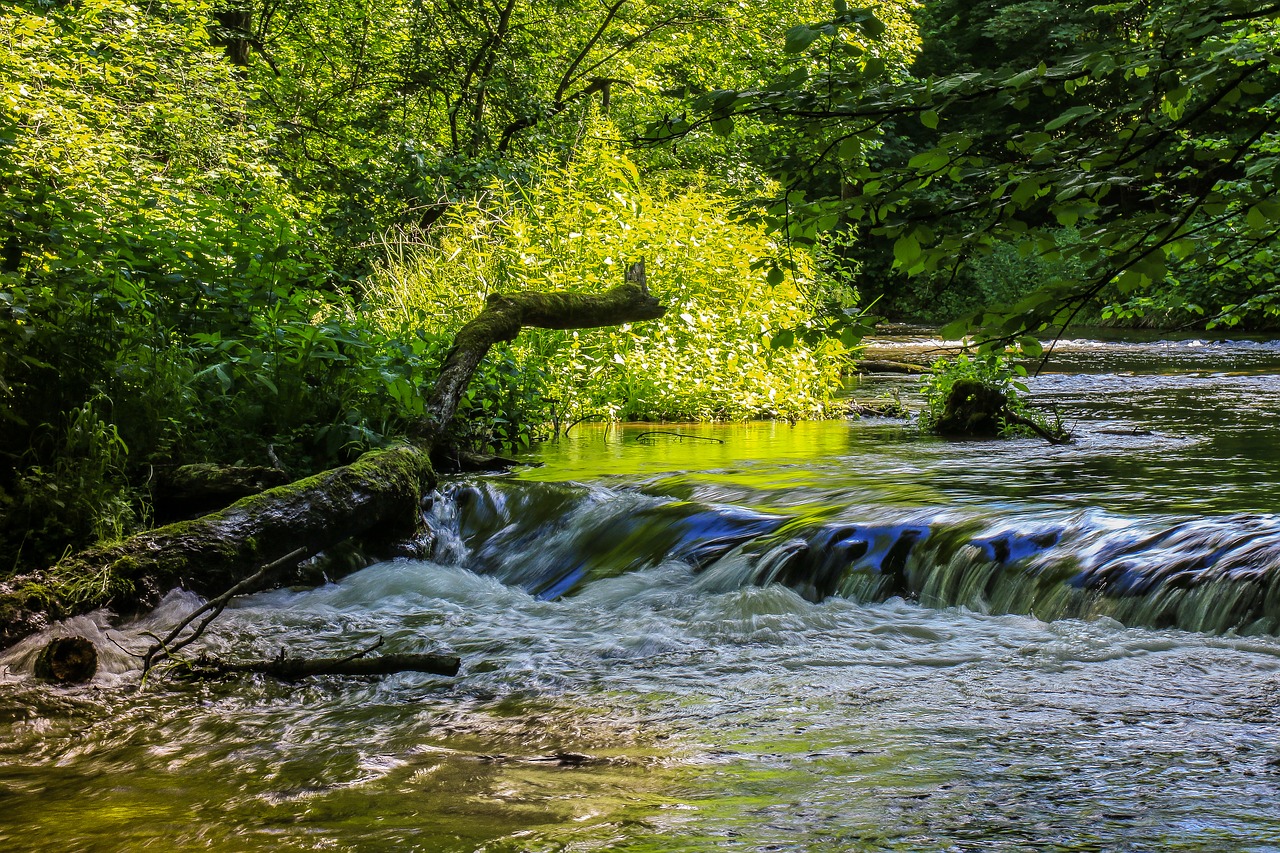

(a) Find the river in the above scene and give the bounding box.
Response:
[3,336,1280,851]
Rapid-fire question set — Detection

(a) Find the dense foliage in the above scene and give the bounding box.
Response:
[4,0,1278,568]
[0,0,877,570]
[366,137,851,438]
[662,0,1280,339]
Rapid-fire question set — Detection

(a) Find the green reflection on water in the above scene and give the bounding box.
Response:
[0,688,685,853]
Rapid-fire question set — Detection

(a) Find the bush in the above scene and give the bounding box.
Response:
[364,134,852,439]
[919,353,1061,439]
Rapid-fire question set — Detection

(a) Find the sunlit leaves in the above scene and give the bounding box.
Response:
[365,134,851,425]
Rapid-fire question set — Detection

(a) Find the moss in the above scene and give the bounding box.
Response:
[0,444,437,649]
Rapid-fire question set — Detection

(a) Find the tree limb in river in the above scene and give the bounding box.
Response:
[181,643,461,681]
[0,261,666,651]
[141,546,312,675]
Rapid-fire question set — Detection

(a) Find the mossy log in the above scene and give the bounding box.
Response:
[151,463,291,522]
[0,262,665,650]
[0,445,432,648]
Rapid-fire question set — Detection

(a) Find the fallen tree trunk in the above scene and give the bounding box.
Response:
[0,262,665,650]
[0,446,432,648]
[855,359,930,375]
[416,259,663,441]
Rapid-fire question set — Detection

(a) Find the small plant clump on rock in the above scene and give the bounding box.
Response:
[919,354,1068,442]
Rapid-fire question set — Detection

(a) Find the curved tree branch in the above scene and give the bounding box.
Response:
[417,259,664,440]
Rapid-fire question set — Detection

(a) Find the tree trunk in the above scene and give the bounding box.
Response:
[0,262,664,650]
[415,260,662,442]
[0,446,432,649]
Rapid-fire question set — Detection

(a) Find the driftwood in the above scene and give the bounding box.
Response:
[634,431,725,444]
[0,261,665,651]
[141,546,311,675]
[856,359,930,375]
[847,399,911,419]
[185,650,461,681]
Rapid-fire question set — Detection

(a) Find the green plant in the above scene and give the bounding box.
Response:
[919,353,1060,439]
[2,398,140,573]
[364,131,854,441]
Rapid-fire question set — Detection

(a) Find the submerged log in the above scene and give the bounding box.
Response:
[0,262,665,650]
[33,636,97,684]
[186,651,461,681]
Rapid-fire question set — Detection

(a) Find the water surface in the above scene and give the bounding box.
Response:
[4,337,1280,851]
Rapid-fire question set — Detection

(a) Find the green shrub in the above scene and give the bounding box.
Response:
[365,133,852,439]
[919,353,1060,439]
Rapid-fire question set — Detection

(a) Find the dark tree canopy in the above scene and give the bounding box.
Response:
[657,0,1280,349]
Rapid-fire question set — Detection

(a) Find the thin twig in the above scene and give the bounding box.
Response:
[142,546,310,675]
[634,431,725,444]
[330,636,384,666]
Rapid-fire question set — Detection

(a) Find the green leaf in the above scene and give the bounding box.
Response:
[919,110,939,129]
[1045,106,1094,131]
[856,12,886,37]
[770,329,795,349]
[785,25,821,54]
[893,232,921,267]
[1010,179,1041,207]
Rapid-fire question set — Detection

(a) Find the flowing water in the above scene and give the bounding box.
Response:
[5,336,1280,851]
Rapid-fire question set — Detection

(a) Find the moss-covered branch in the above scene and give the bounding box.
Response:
[419,259,665,441]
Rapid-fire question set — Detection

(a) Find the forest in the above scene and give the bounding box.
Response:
[4,2,1280,849]
[1,0,1275,582]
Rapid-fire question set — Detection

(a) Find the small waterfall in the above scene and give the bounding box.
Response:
[430,478,1280,636]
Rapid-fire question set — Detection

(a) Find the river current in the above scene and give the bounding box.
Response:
[3,336,1280,851]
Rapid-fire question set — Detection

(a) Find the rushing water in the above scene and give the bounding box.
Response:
[5,337,1280,851]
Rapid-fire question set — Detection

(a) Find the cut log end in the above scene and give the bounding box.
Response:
[34,636,98,684]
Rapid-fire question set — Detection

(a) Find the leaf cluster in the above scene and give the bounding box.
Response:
[658,0,1280,339]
